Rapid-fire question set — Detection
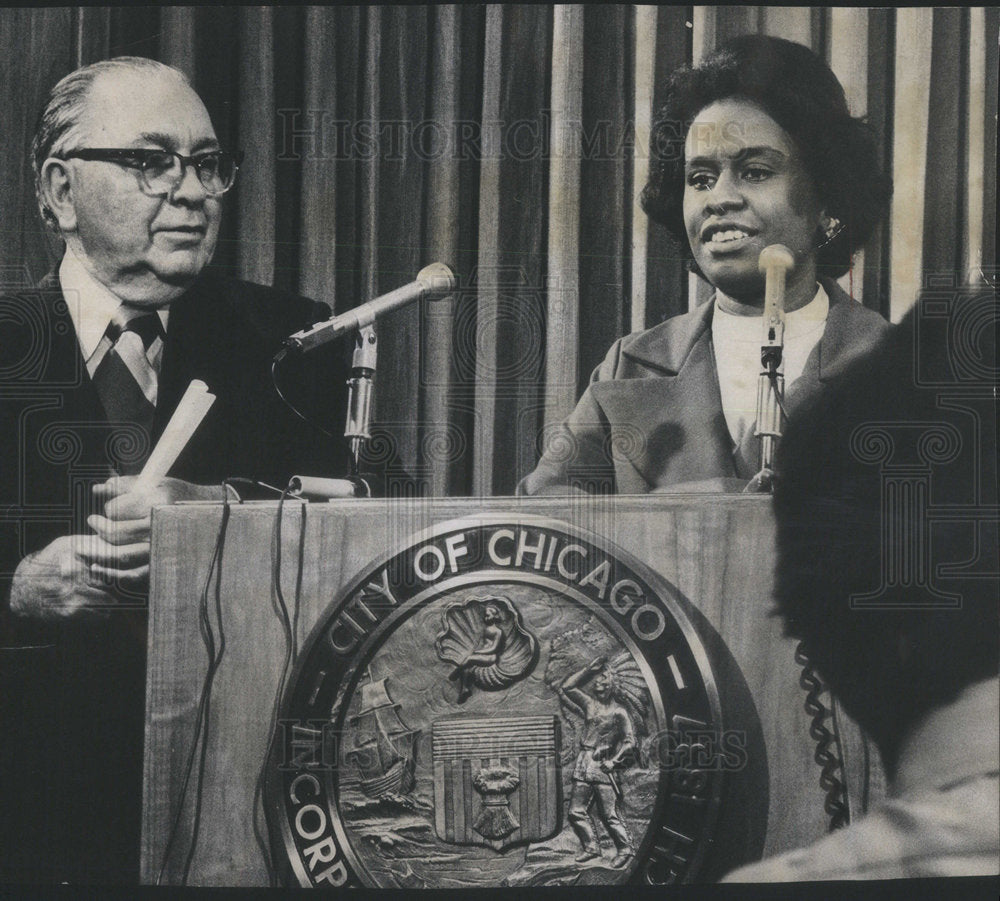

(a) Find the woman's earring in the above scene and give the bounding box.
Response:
[823,217,842,241]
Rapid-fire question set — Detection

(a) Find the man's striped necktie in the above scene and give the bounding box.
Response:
[90,313,165,474]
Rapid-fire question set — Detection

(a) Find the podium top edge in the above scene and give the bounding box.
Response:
[159,493,774,517]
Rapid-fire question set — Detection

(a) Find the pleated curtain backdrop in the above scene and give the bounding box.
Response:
[1,6,996,496]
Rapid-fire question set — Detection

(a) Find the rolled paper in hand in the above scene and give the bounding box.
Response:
[133,380,216,491]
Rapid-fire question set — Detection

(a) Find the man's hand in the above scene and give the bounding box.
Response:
[8,536,127,621]
[87,476,229,580]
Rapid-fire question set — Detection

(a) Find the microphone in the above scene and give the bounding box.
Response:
[282,262,457,354]
[758,244,794,358]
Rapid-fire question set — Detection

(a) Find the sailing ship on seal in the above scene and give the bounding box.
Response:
[346,667,421,798]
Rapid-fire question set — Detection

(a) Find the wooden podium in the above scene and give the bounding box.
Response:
[141,494,881,887]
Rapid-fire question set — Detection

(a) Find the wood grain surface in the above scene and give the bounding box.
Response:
[141,495,882,886]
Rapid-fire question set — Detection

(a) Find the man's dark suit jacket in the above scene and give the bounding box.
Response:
[0,267,354,884]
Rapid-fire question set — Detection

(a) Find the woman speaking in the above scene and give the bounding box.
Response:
[520,35,893,495]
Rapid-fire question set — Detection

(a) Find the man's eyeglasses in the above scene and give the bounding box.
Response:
[57,148,243,197]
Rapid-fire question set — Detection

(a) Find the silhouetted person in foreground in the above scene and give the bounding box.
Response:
[724,292,998,880]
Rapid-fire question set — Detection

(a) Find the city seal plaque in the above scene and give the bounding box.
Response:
[267,514,725,887]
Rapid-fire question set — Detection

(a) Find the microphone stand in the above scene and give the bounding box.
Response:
[280,324,378,500]
[752,323,784,491]
[277,263,456,500]
[747,245,794,494]
[344,325,377,493]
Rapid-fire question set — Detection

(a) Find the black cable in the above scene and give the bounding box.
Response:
[794,641,850,831]
[225,476,287,497]
[252,486,307,887]
[156,482,234,886]
[271,350,336,440]
[767,369,790,419]
[292,502,306,660]
[180,491,232,884]
[251,486,292,886]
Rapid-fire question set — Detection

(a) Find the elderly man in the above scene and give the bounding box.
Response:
[722,295,998,881]
[0,57,350,883]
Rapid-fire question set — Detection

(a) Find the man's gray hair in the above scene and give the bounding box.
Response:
[31,56,192,231]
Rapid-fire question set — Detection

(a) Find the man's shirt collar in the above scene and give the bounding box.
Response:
[59,249,170,365]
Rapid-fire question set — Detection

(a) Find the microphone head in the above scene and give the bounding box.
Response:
[417,262,457,298]
[758,244,795,273]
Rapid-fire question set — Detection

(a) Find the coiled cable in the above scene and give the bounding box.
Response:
[795,641,850,831]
